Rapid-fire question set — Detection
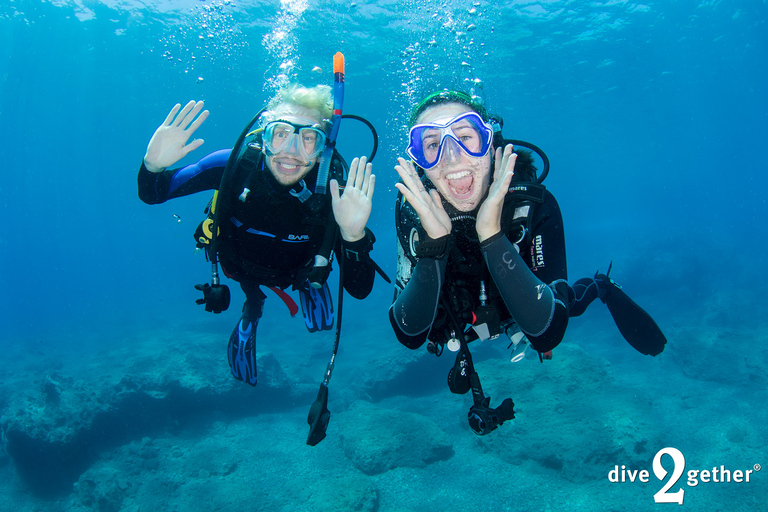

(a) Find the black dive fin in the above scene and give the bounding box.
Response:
[598,274,667,356]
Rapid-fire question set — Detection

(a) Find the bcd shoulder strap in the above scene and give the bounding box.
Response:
[502,182,547,247]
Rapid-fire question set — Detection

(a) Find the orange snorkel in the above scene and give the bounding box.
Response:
[314,52,344,194]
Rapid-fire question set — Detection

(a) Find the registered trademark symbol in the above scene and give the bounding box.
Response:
[754,464,762,472]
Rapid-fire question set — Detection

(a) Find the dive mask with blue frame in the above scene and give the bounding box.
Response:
[407,111,493,170]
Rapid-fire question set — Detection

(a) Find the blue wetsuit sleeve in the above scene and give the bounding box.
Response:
[138,149,231,204]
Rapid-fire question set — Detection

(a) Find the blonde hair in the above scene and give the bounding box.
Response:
[265,84,333,133]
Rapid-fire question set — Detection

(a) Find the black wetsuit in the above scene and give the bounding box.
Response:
[138,149,376,322]
[389,187,572,354]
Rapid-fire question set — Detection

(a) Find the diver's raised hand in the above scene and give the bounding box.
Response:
[394,157,451,239]
[143,101,209,173]
[331,156,375,242]
[476,144,516,243]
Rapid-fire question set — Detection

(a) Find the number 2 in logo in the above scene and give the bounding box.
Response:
[653,447,686,504]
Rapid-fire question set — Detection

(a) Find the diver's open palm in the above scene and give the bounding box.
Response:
[143,101,209,173]
[476,145,517,242]
[331,156,375,242]
[394,158,451,239]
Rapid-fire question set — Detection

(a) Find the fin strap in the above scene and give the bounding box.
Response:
[267,286,299,317]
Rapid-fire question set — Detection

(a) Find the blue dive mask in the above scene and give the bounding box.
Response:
[406,111,493,170]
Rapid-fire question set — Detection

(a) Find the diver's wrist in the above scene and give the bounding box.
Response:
[479,231,505,249]
[340,229,366,243]
[341,228,375,261]
[142,158,164,174]
[477,225,501,243]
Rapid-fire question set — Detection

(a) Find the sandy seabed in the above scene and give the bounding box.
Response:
[1,286,765,512]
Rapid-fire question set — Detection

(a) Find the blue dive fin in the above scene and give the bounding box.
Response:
[298,280,334,333]
[227,318,258,385]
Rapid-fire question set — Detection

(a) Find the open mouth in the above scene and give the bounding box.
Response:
[445,170,474,198]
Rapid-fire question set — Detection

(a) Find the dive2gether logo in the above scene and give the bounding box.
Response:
[608,447,761,504]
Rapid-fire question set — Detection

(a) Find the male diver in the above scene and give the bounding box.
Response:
[138,84,380,387]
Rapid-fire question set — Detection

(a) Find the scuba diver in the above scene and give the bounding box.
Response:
[138,83,382,390]
[389,90,667,436]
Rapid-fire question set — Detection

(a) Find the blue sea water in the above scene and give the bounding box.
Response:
[1,0,767,510]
